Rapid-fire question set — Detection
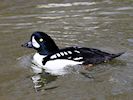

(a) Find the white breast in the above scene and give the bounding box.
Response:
[33,53,46,67]
[31,53,45,74]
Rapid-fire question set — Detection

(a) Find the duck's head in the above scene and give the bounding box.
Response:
[22,31,59,55]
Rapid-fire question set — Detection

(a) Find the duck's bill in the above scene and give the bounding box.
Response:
[21,41,33,48]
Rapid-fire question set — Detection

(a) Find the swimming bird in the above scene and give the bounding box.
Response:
[22,31,124,75]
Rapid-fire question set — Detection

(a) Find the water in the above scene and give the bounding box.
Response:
[0,0,133,100]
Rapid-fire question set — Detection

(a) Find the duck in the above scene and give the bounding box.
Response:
[22,31,124,75]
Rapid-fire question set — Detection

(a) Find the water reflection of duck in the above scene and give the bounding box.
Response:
[22,31,124,75]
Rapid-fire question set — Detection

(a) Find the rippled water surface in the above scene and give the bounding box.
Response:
[0,0,133,100]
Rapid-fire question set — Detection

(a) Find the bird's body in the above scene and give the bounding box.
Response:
[22,31,124,75]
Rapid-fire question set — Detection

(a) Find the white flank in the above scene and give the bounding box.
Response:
[44,59,83,75]
[32,36,40,48]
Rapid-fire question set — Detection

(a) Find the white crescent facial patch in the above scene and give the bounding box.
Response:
[32,36,40,48]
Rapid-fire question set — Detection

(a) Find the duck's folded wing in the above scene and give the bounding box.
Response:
[42,46,124,65]
[42,47,84,65]
[78,47,124,64]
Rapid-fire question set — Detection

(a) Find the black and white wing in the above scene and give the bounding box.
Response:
[42,47,84,65]
[42,46,124,65]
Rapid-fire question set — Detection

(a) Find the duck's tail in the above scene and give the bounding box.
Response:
[109,52,125,60]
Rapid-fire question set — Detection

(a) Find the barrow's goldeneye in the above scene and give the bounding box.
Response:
[22,31,124,75]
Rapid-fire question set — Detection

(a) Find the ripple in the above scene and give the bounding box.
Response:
[98,11,121,15]
[84,26,99,31]
[0,14,39,19]
[127,38,133,46]
[37,3,72,8]
[0,23,12,26]
[83,16,98,20]
[37,2,96,8]
[116,6,133,11]
[72,2,96,6]
[48,10,65,14]
[37,16,63,19]
[70,8,100,13]
[110,67,133,95]
[17,55,32,68]
[127,38,133,43]
[15,23,33,26]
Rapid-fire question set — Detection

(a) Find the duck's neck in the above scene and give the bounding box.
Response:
[38,50,50,55]
[37,46,52,55]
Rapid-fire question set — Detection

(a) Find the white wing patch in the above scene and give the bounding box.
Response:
[60,52,64,56]
[50,51,71,59]
[50,49,81,60]
[74,50,80,53]
[64,52,68,55]
[32,36,40,48]
[68,57,72,59]
[50,54,57,59]
[73,57,83,60]
[68,51,72,54]
[56,53,61,57]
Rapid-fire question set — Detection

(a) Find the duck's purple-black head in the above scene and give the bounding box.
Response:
[22,31,59,55]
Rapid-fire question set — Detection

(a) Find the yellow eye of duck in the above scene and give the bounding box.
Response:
[39,38,43,42]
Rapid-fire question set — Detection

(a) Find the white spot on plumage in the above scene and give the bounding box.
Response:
[32,36,40,48]
[74,50,80,53]
[56,53,61,57]
[68,51,72,54]
[64,52,68,55]
[60,52,64,56]
[68,57,72,59]
[50,54,57,59]
[73,57,83,60]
